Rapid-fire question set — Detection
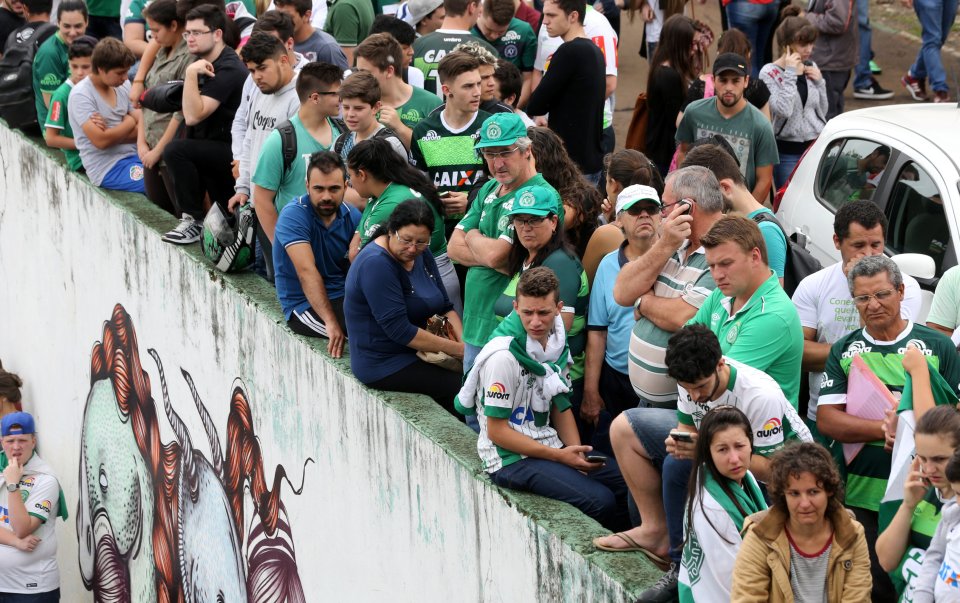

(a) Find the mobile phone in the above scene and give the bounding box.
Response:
[677,199,693,215]
[440,191,453,198]
[670,430,694,443]
[586,454,608,464]
[803,60,814,66]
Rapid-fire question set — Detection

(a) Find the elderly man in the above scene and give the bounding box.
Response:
[0,412,62,601]
[819,254,960,601]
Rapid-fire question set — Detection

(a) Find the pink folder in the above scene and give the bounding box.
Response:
[842,355,898,464]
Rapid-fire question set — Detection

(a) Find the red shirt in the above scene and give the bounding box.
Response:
[515,2,541,34]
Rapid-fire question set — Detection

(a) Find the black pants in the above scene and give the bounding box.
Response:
[86,15,122,40]
[143,162,176,216]
[162,138,234,220]
[367,360,463,417]
[850,506,897,603]
[287,301,345,339]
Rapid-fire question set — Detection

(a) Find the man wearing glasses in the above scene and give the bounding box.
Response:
[818,254,960,600]
[161,4,248,244]
[448,112,561,375]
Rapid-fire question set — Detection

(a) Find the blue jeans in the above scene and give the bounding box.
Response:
[774,151,804,189]
[0,590,60,603]
[911,0,958,92]
[463,342,484,433]
[490,455,630,531]
[854,0,875,89]
[724,0,779,78]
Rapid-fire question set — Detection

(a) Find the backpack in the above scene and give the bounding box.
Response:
[752,211,823,296]
[0,23,56,130]
[276,116,347,181]
[332,124,400,157]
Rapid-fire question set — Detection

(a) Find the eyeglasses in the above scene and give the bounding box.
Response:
[480,146,520,160]
[660,198,695,215]
[623,204,660,217]
[512,216,547,228]
[852,288,898,306]
[393,232,429,250]
[182,29,213,39]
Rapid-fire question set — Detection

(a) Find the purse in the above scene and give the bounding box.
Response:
[416,314,463,373]
[140,80,184,113]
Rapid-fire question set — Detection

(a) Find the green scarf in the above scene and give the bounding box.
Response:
[0,451,69,521]
[702,466,766,532]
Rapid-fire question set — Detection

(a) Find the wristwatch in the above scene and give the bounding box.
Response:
[6,483,18,493]
[633,296,643,316]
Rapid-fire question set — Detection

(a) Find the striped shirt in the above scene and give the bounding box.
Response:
[628,241,716,404]
[788,531,831,603]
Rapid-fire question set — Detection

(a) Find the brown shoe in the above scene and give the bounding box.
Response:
[933,90,951,103]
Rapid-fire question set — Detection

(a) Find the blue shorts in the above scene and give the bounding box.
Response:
[100,155,146,193]
[623,407,678,471]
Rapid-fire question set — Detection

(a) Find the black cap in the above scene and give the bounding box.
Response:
[713,52,749,76]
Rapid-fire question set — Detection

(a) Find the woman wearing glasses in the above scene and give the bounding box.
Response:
[344,200,465,414]
[346,138,461,315]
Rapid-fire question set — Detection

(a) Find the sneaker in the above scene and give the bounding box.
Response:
[870,59,882,75]
[901,72,928,101]
[162,214,202,244]
[853,78,895,100]
[636,562,679,603]
[933,90,951,103]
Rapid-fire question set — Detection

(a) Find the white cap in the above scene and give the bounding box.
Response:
[616,184,661,214]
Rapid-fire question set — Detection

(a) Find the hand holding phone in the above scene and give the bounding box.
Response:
[586,454,608,464]
[669,430,694,443]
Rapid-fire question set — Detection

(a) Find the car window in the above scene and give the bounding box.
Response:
[817,139,892,212]
[885,161,950,276]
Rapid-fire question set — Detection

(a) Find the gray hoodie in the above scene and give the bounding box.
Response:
[759,63,829,143]
[806,0,858,71]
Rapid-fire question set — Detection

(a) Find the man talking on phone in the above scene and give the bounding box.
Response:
[454,267,629,531]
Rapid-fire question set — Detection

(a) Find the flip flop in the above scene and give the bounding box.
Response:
[592,533,672,571]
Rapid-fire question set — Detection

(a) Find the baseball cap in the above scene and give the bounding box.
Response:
[506,185,560,217]
[616,184,662,214]
[713,53,749,77]
[475,113,528,149]
[1,412,35,437]
[397,0,443,26]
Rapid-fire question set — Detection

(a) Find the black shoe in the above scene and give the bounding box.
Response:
[636,562,679,603]
[853,78,894,100]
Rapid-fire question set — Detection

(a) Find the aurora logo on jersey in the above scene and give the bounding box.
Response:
[486,382,510,400]
[433,169,484,189]
[842,340,872,359]
[898,339,933,356]
[757,417,782,438]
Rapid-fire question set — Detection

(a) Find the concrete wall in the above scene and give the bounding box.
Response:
[0,126,659,602]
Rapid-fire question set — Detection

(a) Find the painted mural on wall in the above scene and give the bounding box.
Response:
[76,304,310,602]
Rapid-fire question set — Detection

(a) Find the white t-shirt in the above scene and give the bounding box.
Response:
[0,454,60,594]
[644,0,664,44]
[792,261,923,421]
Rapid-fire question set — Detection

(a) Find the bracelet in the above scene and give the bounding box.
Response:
[633,296,643,314]
[133,79,145,84]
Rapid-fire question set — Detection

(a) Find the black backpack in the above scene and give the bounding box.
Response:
[752,211,823,296]
[276,116,347,180]
[0,23,56,130]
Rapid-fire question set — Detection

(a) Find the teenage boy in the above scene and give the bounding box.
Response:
[471,0,536,106]
[354,32,442,149]
[68,38,145,193]
[369,15,426,89]
[253,62,345,254]
[274,0,347,67]
[410,51,490,231]
[44,36,94,172]
[454,40,512,113]
[526,0,605,182]
[412,0,496,95]
[491,58,534,125]
[333,70,408,163]
[228,32,299,212]
[33,0,87,128]
[161,4,247,244]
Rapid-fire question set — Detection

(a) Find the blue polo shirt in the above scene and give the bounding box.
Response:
[587,243,635,374]
[273,197,361,319]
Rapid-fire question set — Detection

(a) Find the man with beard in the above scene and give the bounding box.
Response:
[675,53,779,203]
[273,151,359,358]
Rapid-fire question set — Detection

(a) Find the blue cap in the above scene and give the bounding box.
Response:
[1,412,35,437]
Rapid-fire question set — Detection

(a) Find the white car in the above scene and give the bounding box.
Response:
[775,104,960,319]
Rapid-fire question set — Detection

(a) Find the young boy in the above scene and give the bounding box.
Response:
[67,37,144,193]
[333,70,407,162]
[43,36,94,172]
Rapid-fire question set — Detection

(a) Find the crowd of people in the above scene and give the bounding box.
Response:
[1,0,959,597]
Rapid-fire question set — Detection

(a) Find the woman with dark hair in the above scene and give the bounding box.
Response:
[645,14,701,176]
[137,0,192,214]
[681,28,771,118]
[526,127,601,259]
[732,442,872,601]
[678,406,766,600]
[877,405,960,600]
[760,11,828,187]
[344,200,465,413]
[346,138,461,314]
[0,370,23,416]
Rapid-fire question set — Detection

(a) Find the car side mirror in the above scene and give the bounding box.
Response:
[890,253,936,279]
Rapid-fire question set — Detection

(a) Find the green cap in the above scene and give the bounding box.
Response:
[475,113,528,149]
[506,185,560,217]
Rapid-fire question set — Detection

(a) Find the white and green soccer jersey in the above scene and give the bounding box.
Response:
[820,321,960,511]
[412,29,497,95]
[677,357,812,458]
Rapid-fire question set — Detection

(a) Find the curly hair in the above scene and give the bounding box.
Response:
[665,324,722,383]
[767,442,845,516]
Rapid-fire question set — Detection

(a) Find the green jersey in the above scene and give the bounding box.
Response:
[471,19,537,72]
[356,182,447,255]
[44,79,81,172]
[323,0,374,47]
[33,33,68,128]
[492,248,589,380]
[689,272,804,406]
[87,0,119,18]
[252,115,344,211]
[394,86,442,130]
[820,322,960,511]
[457,173,558,346]
[412,29,497,95]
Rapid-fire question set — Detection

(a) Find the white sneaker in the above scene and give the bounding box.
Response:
[162,214,202,244]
